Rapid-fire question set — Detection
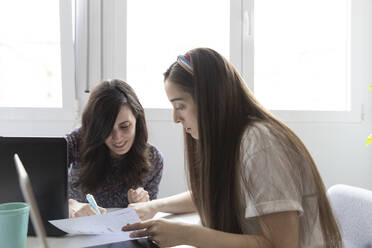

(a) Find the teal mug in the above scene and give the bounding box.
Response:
[0,202,30,248]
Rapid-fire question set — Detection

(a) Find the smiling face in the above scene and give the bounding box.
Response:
[165,79,199,139]
[105,105,136,157]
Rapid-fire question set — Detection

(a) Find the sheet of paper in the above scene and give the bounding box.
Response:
[49,207,140,235]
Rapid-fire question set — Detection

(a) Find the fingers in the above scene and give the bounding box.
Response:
[72,204,99,218]
[69,208,74,218]
[135,187,144,194]
[128,189,135,203]
[137,191,150,202]
[122,220,156,239]
[128,188,150,203]
[99,207,107,214]
[129,229,149,238]
[122,219,155,232]
[68,199,107,218]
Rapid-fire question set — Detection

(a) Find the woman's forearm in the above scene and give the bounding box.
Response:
[152,191,196,214]
[183,224,272,248]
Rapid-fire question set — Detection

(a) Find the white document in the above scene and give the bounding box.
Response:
[49,207,140,235]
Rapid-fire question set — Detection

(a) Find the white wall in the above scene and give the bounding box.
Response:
[289,119,372,190]
[146,120,187,197]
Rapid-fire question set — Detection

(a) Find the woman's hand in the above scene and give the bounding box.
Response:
[128,200,158,220]
[68,198,107,218]
[128,187,150,204]
[122,219,191,248]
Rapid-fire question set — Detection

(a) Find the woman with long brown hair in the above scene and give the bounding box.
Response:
[67,79,163,217]
[122,48,342,247]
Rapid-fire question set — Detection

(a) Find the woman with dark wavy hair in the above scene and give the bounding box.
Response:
[122,48,342,247]
[67,79,163,217]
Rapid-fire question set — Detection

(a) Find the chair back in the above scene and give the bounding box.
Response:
[327,184,372,248]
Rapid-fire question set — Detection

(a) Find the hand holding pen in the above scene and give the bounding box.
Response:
[86,194,102,215]
[68,196,107,218]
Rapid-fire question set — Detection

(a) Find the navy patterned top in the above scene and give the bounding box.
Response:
[65,128,164,208]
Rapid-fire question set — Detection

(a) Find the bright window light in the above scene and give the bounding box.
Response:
[0,0,62,108]
[254,0,350,111]
[127,0,230,108]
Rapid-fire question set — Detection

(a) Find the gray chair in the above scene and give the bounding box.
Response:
[327,184,372,248]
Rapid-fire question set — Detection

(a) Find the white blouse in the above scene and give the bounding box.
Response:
[239,121,324,247]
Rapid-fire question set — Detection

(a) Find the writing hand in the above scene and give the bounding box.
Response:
[68,198,107,218]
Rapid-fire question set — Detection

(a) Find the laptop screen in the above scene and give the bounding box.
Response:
[0,137,68,236]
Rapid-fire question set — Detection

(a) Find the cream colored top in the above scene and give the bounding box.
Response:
[239,122,324,247]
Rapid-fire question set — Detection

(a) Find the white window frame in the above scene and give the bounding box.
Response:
[142,0,363,123]
[241,0,362,123]
[80,0,363,123]
[77,0,242,121]
[0,0,78,121]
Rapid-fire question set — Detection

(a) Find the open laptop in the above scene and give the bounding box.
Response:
[14,154,158,248]
[0,137,68,236]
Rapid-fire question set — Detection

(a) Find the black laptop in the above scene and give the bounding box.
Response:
[0,137,68,236]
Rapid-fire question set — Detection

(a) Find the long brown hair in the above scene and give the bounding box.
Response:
[164,48,342,246]
[75,79,150,193]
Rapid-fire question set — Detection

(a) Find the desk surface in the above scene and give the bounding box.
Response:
[27,212,200,248]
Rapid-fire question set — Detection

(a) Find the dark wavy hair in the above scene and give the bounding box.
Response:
[164,48,342,247]
[75,79,150,194]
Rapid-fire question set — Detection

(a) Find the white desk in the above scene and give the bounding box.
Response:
[27,212,200,248]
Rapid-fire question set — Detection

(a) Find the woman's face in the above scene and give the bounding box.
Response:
[105,105,136,157]
[164,79,199,140]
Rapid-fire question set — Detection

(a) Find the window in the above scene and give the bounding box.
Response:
[254,0,350,112]
[0,0,76,120]
[79,0,361,122]
[127,0,231,108]
[240,0,361,122]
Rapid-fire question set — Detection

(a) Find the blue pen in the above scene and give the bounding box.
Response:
[86,194,101,215]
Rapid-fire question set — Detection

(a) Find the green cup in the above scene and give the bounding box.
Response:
[0,202,30,248]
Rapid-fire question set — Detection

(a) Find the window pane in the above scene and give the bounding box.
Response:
[0,0,62,108]
[127,0,230,108]
[254,0,349,111]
